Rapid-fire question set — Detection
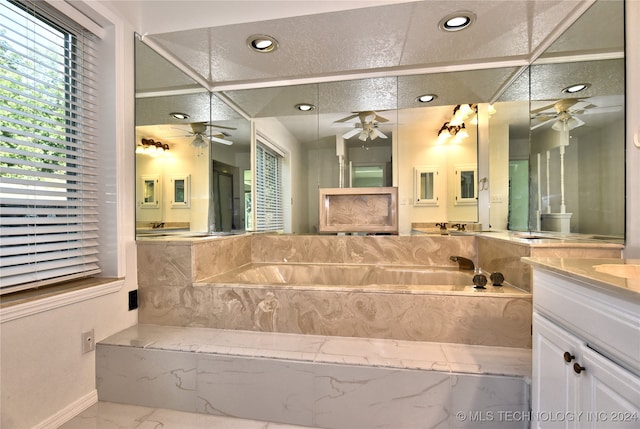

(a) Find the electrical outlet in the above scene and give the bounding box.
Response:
[81,329,95,354]
[128,289,138,311]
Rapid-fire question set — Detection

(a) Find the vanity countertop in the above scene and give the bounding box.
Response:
[523,257,640,300]
[474,231,624,248]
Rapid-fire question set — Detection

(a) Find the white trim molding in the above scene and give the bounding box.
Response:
[0,279,123,324]
[32,389,98,429]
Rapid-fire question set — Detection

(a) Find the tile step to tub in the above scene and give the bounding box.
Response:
[97,324,531,429]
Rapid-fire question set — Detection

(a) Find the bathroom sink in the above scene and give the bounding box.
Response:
[594,264,640,279]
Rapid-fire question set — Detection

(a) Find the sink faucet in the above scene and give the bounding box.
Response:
[451,223,466,231]
[450,256,475,270]
[150,221,165,229]
[436,222,448,234]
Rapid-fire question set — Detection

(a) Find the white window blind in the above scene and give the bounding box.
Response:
[255,141,283,231]
[0,0,100,294]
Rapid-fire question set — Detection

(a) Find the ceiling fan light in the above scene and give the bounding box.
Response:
[552,120,569,132]
[192,134,206,147]
[358,130,369,141]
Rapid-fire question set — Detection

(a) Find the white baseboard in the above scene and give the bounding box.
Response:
[32,389,98,429]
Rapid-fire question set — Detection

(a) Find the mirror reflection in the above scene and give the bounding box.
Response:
[134,0,624,242]
[134,39,251,236]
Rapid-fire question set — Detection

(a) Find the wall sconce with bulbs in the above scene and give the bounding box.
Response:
[437,104,481,142]
[136,138,170,156]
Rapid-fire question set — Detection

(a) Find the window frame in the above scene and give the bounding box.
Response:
[0,0,103,296]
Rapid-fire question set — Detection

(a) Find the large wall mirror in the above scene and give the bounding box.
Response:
[134,0,625,243]
[483,0,624,241]
[527,0,624,240]
[134,39,251,236]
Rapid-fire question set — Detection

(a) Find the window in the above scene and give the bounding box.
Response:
[414,166,439,206]
[0,0,100,294]
[255,139,283,231]
[454,164,477,205]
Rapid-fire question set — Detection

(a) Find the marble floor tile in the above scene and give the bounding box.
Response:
[59,401,321,429]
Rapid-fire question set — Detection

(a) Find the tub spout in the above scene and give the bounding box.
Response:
[450,256,475,270]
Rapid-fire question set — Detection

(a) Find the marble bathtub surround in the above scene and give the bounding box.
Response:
[318,187,398,233]
[249,234,477,267]
[476,233,622,293]
[97,325,531,429]
[140,281,532,346]
[138,234,534,347]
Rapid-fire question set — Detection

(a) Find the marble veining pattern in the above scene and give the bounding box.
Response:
[96,325,531,429]
[137,234,532,348]
[141,283,532,348]
[249,235,477,266]
[59,401,320,429]
[100,325,532,378]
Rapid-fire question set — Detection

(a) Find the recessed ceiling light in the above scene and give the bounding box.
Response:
[416,94,437,103]
[439,11,476,32]
[247,34,279,53]
[562,83,590,94]
[295,103,316,112]
[169,112,190,120]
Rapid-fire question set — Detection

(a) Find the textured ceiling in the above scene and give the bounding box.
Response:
[134,0,624,147]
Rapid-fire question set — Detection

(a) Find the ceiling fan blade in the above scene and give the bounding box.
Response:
[530,102,558,115]
[209,135,233,145]
[163,134,192,139]
[533,114,556,121]
[579,105,622,115]
[568,116,585,129]
[342,128,362,139]
[372,128,388,139]
[374,114,389,123]
[333,113,360,124]
[207,123,237,131]
[530,117,555,130]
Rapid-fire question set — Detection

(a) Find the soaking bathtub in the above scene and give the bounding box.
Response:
[199,263,525,296]
[140,262,532,348]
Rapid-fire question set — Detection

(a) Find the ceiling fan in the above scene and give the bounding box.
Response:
[333,111,390,141]
[530,98,620,131]
[168,122,236,146]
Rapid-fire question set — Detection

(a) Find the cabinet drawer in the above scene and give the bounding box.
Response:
[533,270,640,376]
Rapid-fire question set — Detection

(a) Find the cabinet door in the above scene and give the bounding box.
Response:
[578,345,640,429]
[533,313,583,429]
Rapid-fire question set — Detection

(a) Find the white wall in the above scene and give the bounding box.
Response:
[397,117,478,234]
[0,2,139,428]
[488,119,510,230]
[1,2,638,428]
[135,139,211,231]
[306,145,339,232]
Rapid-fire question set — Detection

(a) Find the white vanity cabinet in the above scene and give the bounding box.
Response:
[530,264,640,429]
